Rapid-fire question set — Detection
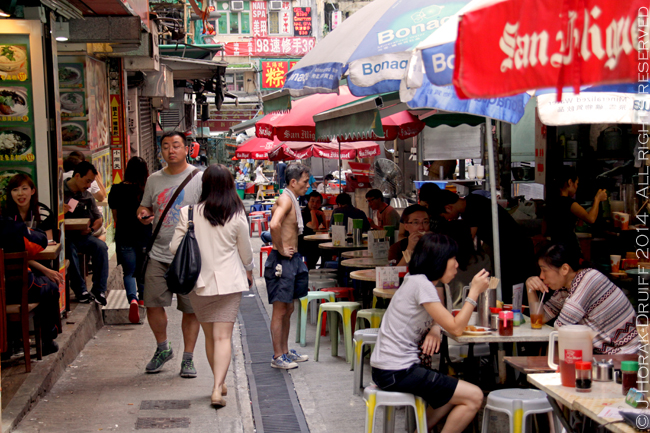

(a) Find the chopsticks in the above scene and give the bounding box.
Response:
[371,230,386,239]
[488,277,500,290]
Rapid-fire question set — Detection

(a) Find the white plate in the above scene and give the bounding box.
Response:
[0,87,28,116]
[463,327,493,336]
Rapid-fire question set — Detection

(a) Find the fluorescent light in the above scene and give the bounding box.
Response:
[0,8,10,17]
[54,21,69,42]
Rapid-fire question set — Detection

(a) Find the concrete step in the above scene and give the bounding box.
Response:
[102,290,146,325]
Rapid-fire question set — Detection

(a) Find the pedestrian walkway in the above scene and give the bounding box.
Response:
[13,296,254,433]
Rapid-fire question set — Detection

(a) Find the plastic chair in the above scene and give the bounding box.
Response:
[319,287,355,335]
[295,291,335,347]
[481,388,555,433]
[309,278,337,324]
[260,245,273,277]
[352,328,379,393]
[363,385,427,433]
[314,301,361,364]
[356,308,386,330]
[249,203,263,213]
[249,215,268,237]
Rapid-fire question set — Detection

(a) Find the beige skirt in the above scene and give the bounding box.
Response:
[188,291,242,323]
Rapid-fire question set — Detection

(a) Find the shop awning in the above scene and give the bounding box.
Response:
[160,56,227,81]
[160,44,223,60]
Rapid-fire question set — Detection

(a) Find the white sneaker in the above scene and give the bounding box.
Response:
[271,354,298,369]
[287,349,309,362]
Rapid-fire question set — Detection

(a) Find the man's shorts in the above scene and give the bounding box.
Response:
[264,250,309,304]
[144,258,194,314]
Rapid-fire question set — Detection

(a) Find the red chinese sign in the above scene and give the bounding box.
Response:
[453,0,647,99]
[293,7,312,36]
[251,1,268,37]
[221,37,316,57]
[262,61,289,89]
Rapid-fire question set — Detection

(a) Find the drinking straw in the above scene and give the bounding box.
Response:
[536,291,546,316]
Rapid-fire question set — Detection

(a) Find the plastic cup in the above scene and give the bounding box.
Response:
[467,166,477,179]
[611,255,621,273]
[476,165,485,179]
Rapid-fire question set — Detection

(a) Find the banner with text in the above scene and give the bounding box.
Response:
[221,37,315,57]
[261,59,299,90]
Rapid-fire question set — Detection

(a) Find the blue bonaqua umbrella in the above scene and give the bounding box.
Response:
[284,0,472,97]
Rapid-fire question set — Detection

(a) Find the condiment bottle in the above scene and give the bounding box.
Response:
[498,311,513,336]
[575,361,592,392]
[490,307,501,329]
[621,361,639,395]
[512,309,522,327]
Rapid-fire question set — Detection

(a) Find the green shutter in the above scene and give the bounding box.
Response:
[241,12,250,34]
[218,13,227,34]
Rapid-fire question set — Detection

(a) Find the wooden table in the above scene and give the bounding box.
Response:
[350,269,376,282]
[64,218,90,230]
[35,243,61,261]
[341,250,372,259]
[528,373,639,433]
[318,241,368,251]
[304,233,334,241]
[341,257,389,269]
[505,354,638,375]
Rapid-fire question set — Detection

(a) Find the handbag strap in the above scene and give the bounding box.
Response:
[187,205,194,230]
[146,168,200,253]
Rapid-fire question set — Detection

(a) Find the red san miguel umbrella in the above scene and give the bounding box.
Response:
[256,86,424,142]
[235,137,281,160]
[268,141,381,161]
[452,0,646,99]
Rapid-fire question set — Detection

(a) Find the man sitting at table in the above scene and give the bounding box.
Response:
[366,189,400,230]
[0,212,61,355]
[298,191,328,269]
[64,161,109,306]
[388,204,431,266]
[330,193,370,232]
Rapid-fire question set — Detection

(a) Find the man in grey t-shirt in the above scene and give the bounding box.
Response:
[137,131,203,377]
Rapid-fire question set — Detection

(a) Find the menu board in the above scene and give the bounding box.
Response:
[0,34,36,196]
[61,120,87,146]
[58,63,84,88]
[60,91,85,118]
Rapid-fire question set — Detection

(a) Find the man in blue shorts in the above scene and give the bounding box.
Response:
[264,163,311,369]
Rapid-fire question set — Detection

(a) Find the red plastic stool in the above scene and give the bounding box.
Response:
[250,216,268,237]
[260,245,273,277]
[320,287,355,336]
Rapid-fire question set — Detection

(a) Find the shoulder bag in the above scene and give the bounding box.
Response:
[164,205,201,295]
[136,168,200,286]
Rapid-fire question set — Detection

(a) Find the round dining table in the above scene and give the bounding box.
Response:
[349,269,376,282]
[318,241,368,251]
[303,233,333,242]
[341,250,373,259]
[341,257,389,269]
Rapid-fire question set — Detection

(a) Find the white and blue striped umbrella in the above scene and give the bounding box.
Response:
[284,0,472,97]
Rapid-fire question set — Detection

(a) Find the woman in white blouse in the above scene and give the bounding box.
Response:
[170,164,254,408]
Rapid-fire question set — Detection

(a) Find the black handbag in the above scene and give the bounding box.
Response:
[136,169,200,287]
[164,205,201,295]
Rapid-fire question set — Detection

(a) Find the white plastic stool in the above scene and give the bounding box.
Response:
[363,385,427,433]
[352,328,379,394]
[481,388,555,433]
[308,278,337,324]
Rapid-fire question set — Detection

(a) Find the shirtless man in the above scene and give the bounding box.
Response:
[264,163,311,369]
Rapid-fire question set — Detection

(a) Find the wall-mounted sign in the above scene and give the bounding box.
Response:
[260,59,299,90]
[293,8,312,37]
[331,11,342,30]
[222,37,315,57]
[251,1,268,37]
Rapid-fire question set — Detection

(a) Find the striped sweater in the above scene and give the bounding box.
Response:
[543,268,639,354]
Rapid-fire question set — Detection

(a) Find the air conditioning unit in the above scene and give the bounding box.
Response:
[269,1,282,10]
[231,1,244,11]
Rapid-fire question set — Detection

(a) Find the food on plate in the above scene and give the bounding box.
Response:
[464,326,479,332]
[61,123,84,142]
[0,46,27,72]
[59,67,81,85]
[0,89,27,115]
[0,131,31,155]
[61,92,84,112]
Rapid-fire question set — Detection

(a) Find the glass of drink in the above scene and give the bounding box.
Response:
[531,313,544,329]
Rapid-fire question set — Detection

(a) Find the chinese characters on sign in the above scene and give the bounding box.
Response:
[251,1,268,37]
[222,37,315,57]
[293,8,312,37]
[262,61,289,89]
[260,59,299,90]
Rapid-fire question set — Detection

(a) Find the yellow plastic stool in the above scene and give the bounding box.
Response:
[363,385,427,433]
[356,308,386,330]
[314,301,361,364]
[295,291,335,347]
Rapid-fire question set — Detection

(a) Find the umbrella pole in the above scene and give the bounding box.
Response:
[486,117,502,301]
[339,140,342,194]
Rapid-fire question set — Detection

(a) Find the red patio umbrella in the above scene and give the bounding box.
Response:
[268,141,381,161]
[235,137,281,160]
[256,87,424,142]
[452,0,645,99]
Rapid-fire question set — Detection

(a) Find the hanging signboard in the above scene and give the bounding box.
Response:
[293,7,312,37]
[251,1,268,37]
[260,59,299,90]
[222,37,315,57]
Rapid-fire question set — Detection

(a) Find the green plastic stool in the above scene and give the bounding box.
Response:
[356,308,387,330]
[314,301,361,364]
[295,291,335,347]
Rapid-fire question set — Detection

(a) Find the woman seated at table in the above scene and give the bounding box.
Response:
[371,233,490,433]
[388,204,430,266]
[3,174,64,287]
[526,242,639,354]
